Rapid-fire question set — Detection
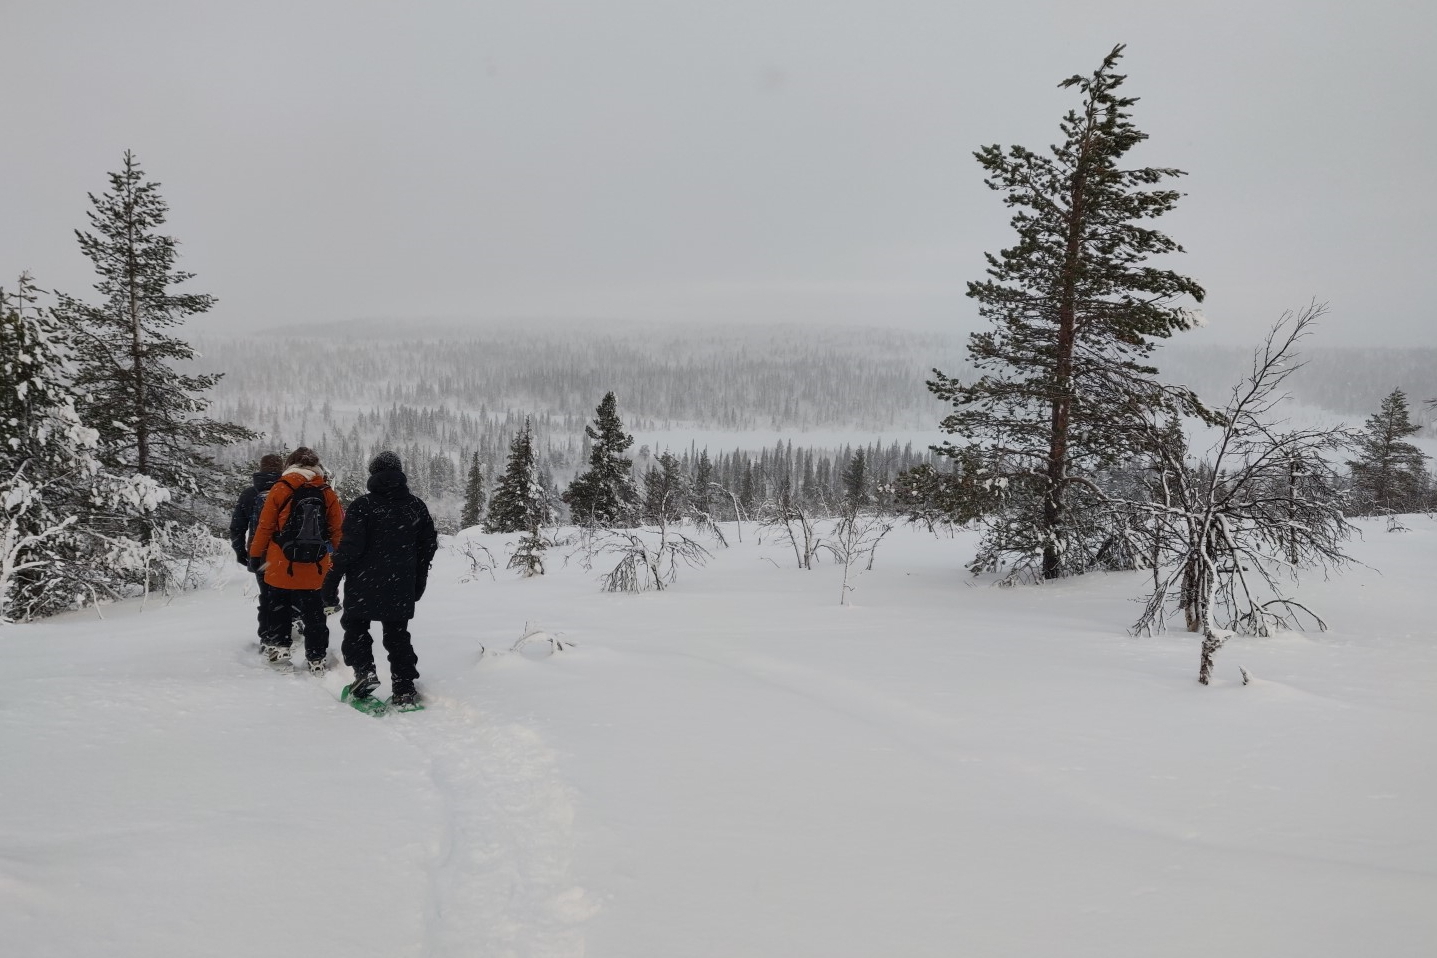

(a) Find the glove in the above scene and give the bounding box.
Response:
[247,555,263,574]
[235,552,248,567]
[414,573,428,602]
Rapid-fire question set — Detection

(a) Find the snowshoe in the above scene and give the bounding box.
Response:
[349,669,380,700]
[341,683,389,717]
[306,657,329,676]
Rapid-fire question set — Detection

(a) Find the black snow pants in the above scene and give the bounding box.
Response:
[340,612,418,688]
[275,588,329,663]
[256,574,292,646]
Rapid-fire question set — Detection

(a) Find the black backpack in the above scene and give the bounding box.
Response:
[246,489,270,549]
[275,482,331,571]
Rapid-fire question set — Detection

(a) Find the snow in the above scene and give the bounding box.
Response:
[4,517,1436,957]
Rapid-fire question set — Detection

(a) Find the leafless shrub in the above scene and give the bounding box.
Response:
[455,537,498,582]
[591,528,712,593]
[831,510,896,605]
[513,623,573,654]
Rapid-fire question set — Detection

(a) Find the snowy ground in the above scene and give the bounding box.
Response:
[3,517,1436,957]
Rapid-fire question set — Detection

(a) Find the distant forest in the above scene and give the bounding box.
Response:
[193,323,1436,525]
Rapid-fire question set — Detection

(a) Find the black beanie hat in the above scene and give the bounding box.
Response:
[368,451,402,474]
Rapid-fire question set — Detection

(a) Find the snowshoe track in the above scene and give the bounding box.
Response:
[390,693,596,958]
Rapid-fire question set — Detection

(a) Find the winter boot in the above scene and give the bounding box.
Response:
[390,681,420,709]
[349,669,380,700]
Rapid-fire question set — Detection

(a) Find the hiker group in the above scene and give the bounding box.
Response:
[229,447,438,708]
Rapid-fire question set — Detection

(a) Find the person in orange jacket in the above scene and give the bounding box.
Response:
[248,446,344,672]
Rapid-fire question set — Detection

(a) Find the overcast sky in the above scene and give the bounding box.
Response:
[4,0,1435,344]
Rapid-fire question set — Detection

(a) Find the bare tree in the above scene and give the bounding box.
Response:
[831,507,895,606]
[1123,305,1357,684]
[759,485,830,570]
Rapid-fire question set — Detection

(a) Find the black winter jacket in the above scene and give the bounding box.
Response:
[229,471,281,561]
[323,467,438,621]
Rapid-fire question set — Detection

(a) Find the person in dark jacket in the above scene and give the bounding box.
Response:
[230,454,290,649]
[322,451,439,707]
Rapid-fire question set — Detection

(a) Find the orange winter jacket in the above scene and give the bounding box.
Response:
[248,469,344,591]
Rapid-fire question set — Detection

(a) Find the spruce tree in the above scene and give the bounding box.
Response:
[841,448,870,510]
[562,391,638,526]
[738,463,758,517]
[928,45,1207,580]
[56,151,253,509]
[1347,389,1429,515]
[0,275,156,619]
[484,419,553,534]
[0,275,80,478]
[641,452,688,525]
[1,275,87,618]
[692,449,714,516]
[461,453,486,528]
[428,451,457,500]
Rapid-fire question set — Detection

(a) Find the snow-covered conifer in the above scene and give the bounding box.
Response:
[841,448,870,509]
[562,392,638,527]
[485,419,553,534]
[1,275,163,619]
[460,453,485,529]
[641,452,688,526]
[1346,389,1429,516]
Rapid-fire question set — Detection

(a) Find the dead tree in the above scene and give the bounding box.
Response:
[1124,304,1356,684]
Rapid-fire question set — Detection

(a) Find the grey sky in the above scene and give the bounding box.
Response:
[4,0,1435,344]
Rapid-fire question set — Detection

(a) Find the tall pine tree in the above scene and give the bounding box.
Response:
[692,449,715,517]
[485,419,553,534]
[460,452,486,529]
[563,391,638,527]
[841,448,870,510]
[928,45,1207,580]
[56,151,253,512]
[1347,388,1429,515]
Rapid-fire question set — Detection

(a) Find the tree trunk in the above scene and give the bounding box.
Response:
[124,160,149,478]
[1286,458,1299,566]
[1043,136,1090,580]
[1197,629,1225,685]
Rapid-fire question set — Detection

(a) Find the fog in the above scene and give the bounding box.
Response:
[4,0,1435,344]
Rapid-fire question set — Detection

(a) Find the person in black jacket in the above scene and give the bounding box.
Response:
[322,451,439,707]
[230,454,291,650]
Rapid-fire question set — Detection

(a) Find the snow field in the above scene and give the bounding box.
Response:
[3,517,1436,957]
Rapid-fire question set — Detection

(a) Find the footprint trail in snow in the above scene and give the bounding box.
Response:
[383,692,598,958]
